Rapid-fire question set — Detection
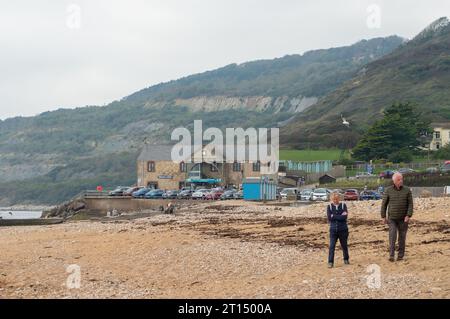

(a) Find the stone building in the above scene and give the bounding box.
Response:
[137,144,277,190]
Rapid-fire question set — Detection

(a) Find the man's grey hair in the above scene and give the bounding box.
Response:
[392,172,403,180]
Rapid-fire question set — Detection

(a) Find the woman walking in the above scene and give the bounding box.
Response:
[327,192,350,268]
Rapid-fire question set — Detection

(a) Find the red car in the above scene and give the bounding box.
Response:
[205,190,224,200]
[344,189,359,201]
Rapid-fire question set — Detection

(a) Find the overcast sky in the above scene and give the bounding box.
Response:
[0,0,449,119]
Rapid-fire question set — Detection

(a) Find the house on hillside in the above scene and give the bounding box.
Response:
[430,122,450,150]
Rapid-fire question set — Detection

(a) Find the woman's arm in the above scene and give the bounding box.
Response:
[326,205,332,222]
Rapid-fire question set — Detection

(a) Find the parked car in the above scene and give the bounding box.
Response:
[344,189,359,201]
[441,163,450,173]
[233,190,243,199]
[123,186,142,196]
[108,186,129,197]
[132,187,152,198]
[299,189,313,201]
[359,190,382,200]
[355,172,375,179]
[280,188,298,199]
[220,190,236,200]
[426,167,440,174]
[177,189,193,199]
[379,170,395,179]
[398,168,415,175]
[205,190,224,200]
[311,188,329,201]
[163,190,179,199]
[191,189,210,200]
[144,189,165,199]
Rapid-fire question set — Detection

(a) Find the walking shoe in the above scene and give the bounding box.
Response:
[328,263,334,268]
[389,257,395,262]
[344,260,350,265]
[397,256,404,261]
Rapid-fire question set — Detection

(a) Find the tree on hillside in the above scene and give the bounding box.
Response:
[352,103,431,162]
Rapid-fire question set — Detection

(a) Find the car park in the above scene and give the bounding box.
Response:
[311,188,329,201]
[344,189,359,201]
[379,170,395,179]
[280,188,298,199]
[108,186,130,196]
[426,167,440,174]
[177,189,193,199]
[192,189,210,200]
[123,186,142,196]
[441,163,450,173]
[205,190,224,200]
[144,189,165,199]
[299,189,313,201]
[355,172,375,179]
[233,190,243,199]
[359,190,382,200]
[220,190,236,200]
[162,190,179,199]
[398,168,415,175]
[132,187,152,198]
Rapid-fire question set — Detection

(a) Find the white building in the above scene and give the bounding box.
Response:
[430,122,450,151]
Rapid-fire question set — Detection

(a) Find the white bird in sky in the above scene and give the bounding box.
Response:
[341,114,350,127]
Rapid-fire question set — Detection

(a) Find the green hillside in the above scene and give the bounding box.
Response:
[281,17,450,149]
[0,36,403,205]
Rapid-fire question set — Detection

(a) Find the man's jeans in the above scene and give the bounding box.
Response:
[328,229,349,263]
[389,219,409,258]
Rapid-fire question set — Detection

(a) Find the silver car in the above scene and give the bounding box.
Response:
[300,189,313,201]
[312,188,329,201]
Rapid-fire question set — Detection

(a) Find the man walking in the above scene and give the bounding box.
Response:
[381,172,413,262]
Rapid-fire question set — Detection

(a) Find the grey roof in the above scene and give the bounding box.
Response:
[138,145,176,161]
[432,122,450,129]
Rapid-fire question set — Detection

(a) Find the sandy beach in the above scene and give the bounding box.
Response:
[0,198,448,299]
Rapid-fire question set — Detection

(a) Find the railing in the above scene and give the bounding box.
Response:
[70,190,110,201]
[279,160,333,173]
[345,162,442,171]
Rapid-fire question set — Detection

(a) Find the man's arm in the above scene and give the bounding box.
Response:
[381,190,389,219]
[407,189,413,218]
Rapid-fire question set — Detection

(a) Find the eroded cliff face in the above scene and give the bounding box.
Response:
[144,95,318,114]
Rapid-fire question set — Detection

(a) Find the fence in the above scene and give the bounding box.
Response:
[345,162,442,172]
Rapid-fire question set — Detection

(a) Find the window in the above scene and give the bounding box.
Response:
[147,161,155,172]
[147,182,158,189]
[210,162,218,172]
[435,131,441,139]
[436,143,440,150]
[252,161,261,172]
[233,161,241,172]
[180,161,186,172]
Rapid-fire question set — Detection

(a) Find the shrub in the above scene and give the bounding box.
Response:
[388,149,413,163]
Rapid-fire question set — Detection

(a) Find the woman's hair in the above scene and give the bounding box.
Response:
[330,192,340,201]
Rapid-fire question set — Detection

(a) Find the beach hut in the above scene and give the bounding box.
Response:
[243,177,277,201]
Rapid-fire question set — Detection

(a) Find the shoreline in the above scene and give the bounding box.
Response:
[0,205,55,212]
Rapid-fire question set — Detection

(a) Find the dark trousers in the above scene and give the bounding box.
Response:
[389,219,408,258]
[328,229,349,263]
